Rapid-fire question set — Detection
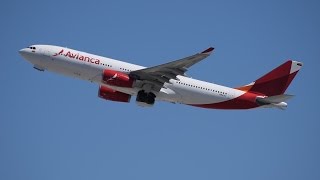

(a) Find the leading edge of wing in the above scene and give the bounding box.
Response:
[131,47,214,75]
[130,47,214,91]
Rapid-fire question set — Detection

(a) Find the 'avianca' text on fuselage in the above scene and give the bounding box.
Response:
[19,45,303,110]
[53,49,101,65]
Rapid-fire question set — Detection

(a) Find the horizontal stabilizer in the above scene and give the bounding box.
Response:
[257,94,294,104]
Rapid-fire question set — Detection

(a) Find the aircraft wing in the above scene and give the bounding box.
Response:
[130,47,214,91]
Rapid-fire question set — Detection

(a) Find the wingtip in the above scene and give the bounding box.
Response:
[201,47,214,54]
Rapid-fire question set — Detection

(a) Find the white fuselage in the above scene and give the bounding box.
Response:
[19,45,246,106]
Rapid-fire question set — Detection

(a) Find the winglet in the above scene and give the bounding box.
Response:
[201,47,214,54]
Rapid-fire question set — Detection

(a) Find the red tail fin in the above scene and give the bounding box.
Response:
[236,60,303,96]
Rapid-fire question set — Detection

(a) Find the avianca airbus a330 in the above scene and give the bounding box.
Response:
[19,45,303,110]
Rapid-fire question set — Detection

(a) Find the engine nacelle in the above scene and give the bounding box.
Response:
[102,69,134,88]
[98,85,131,103]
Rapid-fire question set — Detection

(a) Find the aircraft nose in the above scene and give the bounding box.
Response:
[19,48,28,56]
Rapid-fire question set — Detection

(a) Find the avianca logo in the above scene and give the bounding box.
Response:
[53,49,100,65]
[105,73,118,82]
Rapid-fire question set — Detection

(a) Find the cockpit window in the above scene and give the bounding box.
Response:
[28,46,36,50]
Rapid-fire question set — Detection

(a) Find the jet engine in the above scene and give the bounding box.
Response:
[98,85,131,103]
[102,69,134,88]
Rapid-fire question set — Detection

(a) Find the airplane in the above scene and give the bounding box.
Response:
[19,45,303,110]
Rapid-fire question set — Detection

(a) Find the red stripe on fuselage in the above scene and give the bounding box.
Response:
[189,92,260,109]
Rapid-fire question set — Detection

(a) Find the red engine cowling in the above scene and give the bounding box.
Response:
[102,69,134,88]
[98,86,131,103]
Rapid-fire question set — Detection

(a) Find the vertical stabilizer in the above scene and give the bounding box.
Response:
[236,60,303,96]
